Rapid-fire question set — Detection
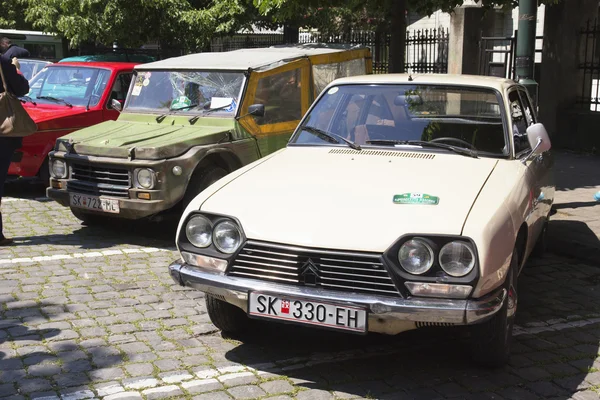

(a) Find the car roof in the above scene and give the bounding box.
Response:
[137,43,367,72]
[49,61,139,71]
[328,73,519,92]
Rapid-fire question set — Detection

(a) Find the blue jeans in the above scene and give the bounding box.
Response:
[0,137,23,239]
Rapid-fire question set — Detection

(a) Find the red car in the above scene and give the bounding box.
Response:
[10,62,138,183]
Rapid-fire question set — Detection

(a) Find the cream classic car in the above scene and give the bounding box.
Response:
[168,74,554,367]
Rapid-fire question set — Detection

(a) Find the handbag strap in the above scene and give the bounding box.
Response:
[0,61,11,95]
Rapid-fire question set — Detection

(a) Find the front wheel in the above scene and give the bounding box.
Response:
[181,166,228,211]
[469,249,518,368]
[205,295,249,334]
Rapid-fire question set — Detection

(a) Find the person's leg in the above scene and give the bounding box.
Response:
[0,137,23,244]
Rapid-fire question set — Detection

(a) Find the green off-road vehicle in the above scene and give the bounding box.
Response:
[46,44,372,222]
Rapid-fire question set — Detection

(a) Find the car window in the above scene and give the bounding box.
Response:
[110,73,133,104]
[518,89,536,126]
[508,90,531,155]
[253,68,302,125]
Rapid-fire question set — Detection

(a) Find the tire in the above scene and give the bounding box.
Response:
[70,207,103,226]
[181,166,228,211]
[469,249,518,368]
[205,295,249,334]
[531,219,548,258]
[39,157,50,188]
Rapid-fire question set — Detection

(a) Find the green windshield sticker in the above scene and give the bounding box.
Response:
[393,193,439,205]
[171,96,191,109]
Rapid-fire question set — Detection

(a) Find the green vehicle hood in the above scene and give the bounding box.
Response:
[63,113,240,160]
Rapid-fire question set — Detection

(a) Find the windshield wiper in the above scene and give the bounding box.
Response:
[37,96,73,107]
[188,101,235,123]
[366,139,478,158]
[20,95,37,105]
[301,125,362,151]
[156,103,200,122]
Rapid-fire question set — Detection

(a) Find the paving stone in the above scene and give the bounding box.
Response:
[181,379,224,394]
[227,385,266,399]
[103,393,143,400]
[192,392,232,400]
[88,367,124,382]
[124,363,155,377]
[295,389,334,400]
[141,385,183,400]
[123,377,160,390]
[218,372,258,386]
[260,380,295,395]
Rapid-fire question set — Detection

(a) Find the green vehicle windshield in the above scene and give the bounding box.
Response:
[125,70,245,116]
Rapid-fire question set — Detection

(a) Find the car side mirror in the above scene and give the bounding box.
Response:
[521,123,551,164]
[526,123,551,155]
[248,104,265,117]
[110,98,122,112]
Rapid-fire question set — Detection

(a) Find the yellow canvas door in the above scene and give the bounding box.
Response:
[238,58,311,156]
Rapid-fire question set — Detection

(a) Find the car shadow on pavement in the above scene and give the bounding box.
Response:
[547,219,600,265]
[0,302,123,397]
[223,256,600,399]
[8,220,179,251]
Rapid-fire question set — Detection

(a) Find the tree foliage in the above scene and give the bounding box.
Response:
[20,0,268,51]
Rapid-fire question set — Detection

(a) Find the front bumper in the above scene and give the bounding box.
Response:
[169,260,506,330]
[47,186,167,220]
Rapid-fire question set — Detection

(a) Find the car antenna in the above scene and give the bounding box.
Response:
[408,74,414,82]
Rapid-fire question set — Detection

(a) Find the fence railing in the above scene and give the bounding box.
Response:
[299,28,449,74]
[577,18,600,111]
[208,28,450,74]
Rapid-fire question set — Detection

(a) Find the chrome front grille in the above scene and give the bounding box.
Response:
[228,241,401,297]
[68,163,131,198]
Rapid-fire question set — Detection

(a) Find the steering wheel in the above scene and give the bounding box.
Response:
[430,137,477,150]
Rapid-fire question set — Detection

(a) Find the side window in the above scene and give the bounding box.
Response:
[253,69,302,125]
[508,90,531,155]
[518,89,536,126]
[109,73,133,105]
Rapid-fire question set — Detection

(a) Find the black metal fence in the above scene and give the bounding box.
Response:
[577,18,600,111]
[208,28,450,74]
[298,28,449,74]
[478,31,543,80]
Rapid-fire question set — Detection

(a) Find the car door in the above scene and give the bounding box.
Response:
[508,88,545,253]
[517,87,554,225]
[105,72,133,120]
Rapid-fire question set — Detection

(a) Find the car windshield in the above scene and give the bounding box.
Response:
[291,84,508,156]
[27,66,111,106]
[124,70,245,116]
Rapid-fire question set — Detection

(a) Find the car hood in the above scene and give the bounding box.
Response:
[24,104,89,125]
[200,147,499,252]
[63,114,236,160]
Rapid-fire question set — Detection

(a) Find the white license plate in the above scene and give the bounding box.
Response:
[248,292,367,334]
[69,193,120,214]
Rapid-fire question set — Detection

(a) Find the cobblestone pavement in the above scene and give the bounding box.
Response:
[2,184,600,400]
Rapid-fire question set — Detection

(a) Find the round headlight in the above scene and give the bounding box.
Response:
[137,168,154,189]
[398,239,434,275]
[213,220,242,254]
[186,215,213,248]
[439,241,476,277]
[51,159,67,179]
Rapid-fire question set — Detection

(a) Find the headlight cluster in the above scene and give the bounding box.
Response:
[135,168,155,189]
[50,159,67,179]
[398,238,475,277]
[185,215,243,254]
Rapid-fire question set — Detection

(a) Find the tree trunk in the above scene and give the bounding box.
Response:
[388,0,407,73]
